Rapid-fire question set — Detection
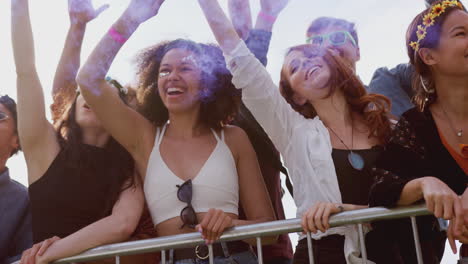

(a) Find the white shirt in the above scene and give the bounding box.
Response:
[224,41,373,264]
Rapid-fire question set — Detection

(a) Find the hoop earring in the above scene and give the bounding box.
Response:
[420,76,435,94]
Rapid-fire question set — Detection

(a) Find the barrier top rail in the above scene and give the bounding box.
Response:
[51,204,430,263]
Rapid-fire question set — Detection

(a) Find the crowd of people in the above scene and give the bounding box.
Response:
[1,0,467,263]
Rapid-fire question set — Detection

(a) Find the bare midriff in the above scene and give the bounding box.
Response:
[155,212,239,236]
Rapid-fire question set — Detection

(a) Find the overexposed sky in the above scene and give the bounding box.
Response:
[1,0,464,261]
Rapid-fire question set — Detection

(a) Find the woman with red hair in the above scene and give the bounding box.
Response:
[197,0,394,263]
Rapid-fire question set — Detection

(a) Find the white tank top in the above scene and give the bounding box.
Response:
[144,124,239,226]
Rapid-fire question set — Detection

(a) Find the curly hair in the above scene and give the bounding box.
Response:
[406,1,466,111]
[135,39,240,130]
[50,88,136,216]
[280,46,392,144]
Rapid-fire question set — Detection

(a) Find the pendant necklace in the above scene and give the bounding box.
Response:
[440,105,464,138]
[440,104,466,156]
[328,116,365,171]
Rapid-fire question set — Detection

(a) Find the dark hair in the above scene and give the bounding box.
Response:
[280,46,392,144]
[307,17,360,48]
[0,95,21,156]
[51,90,136,216]
[135,39,240,130]
[406,1,466,110]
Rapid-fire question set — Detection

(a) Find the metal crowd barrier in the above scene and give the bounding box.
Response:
[37,204,437,264]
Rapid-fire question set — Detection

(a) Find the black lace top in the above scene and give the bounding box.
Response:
[369,107,467,240]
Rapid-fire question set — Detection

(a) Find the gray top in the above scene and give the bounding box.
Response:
[0,168,32,264]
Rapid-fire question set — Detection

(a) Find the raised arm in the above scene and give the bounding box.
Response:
[254,0,289,32]
[51,0,108,122]
[244,0,289,66]
[11,0,60,184]
[197,0,242,54]
[76,0,165,166]
[228,0,252,40]
[198,0,309,153]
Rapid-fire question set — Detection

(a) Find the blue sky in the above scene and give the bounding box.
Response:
[1,0,464,261]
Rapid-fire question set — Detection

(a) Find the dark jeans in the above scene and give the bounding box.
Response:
[292,231,402,264]
[264,257,292,264]
[293,235,346,264]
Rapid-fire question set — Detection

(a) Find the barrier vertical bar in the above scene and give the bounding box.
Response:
[115,256,120,264]
[410,216,423,264]
[357,223,368,262]
[208,244,214,264]
[306,232,315,264]
[161,250,166,264]
[256,237,264,264]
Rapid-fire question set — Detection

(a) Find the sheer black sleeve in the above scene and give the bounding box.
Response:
[369,115,427,207]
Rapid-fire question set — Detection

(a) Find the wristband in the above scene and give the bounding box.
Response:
[108,27,128,44]
[258,10,277,24]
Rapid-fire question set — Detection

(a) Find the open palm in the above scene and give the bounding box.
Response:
[68,0,109,24]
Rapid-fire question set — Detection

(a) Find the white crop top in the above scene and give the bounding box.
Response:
[144,124,239,226]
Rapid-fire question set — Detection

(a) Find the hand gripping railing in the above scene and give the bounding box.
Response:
[51,204,431,264]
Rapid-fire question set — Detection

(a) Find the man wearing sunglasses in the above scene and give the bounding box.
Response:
[304,16,416,117]
[0,95,32,264]
[229,0,424,117]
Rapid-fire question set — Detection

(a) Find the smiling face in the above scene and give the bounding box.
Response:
[429,10,468,77]
[157,48,203,114]
[281,47,332,103]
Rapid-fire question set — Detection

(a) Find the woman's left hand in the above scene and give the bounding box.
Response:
[196,209,233,244]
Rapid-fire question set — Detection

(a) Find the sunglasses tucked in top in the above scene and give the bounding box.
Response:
[177,179,199,229]
[306,31,357,47]
[144,124,239,229]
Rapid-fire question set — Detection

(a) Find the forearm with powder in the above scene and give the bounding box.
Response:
[77,15,140,96]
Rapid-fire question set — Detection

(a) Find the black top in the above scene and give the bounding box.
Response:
[29,144,120,243]
[332,146,383,205]
[369,107,467,240]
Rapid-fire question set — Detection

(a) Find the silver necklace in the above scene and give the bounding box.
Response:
[440,105,463,137]
[328,117,365,171]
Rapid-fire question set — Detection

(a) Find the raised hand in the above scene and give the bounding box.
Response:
[228,0,252,40]
[196,209,234,244]
[68,0,109,25]
[122,0,166,24]
[259,0,289,17]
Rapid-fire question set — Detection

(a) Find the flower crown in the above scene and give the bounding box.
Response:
[410,0,464,51]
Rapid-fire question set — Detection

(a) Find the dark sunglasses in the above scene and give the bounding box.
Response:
[0,111,9,121]
[176,179,198,229]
